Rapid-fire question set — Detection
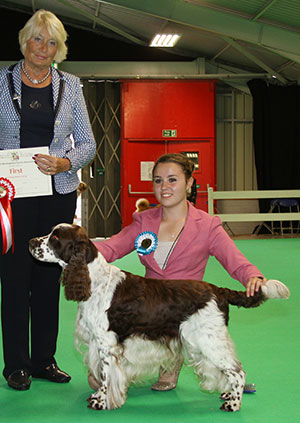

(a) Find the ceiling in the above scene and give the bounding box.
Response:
[1,0,300,91]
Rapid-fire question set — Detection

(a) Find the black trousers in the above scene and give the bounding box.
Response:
[0,189,77,379]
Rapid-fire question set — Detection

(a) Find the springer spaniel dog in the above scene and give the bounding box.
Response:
[29,223,289,412]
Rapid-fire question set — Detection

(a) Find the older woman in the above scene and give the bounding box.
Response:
[0,10,96,390]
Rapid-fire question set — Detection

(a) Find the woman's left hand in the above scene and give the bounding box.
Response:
[246,276,267,297]
[33,154,71,175]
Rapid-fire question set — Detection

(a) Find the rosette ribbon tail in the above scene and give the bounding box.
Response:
[0,178,15,254]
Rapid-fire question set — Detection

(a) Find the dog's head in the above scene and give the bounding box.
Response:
[29,223,98,302]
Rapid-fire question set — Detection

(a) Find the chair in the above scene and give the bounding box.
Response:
[270,199,300,235]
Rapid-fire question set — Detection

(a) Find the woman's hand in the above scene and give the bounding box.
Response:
[246,276,267,297]
[33,154,71,175]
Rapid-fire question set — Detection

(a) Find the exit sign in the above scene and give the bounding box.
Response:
[162,129,177,138]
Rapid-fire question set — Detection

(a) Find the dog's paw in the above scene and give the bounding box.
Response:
[220,400,241,412]
[88,398,107,410]
[87,391,108,410]
[219,392,232,401]
[87,394,107,410]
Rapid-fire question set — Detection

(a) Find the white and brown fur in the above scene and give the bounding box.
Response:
[29,223,290,412]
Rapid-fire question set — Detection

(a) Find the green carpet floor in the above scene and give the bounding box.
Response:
[1,238,299,422]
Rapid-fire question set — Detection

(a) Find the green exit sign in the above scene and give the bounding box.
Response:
[162,129,177,138]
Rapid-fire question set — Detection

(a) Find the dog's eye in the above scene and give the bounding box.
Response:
[53,235,59,240]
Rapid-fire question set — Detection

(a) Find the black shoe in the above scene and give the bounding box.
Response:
[32,363,71,383]
[7,370,31,391]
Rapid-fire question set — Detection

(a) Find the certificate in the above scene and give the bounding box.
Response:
[0,147,53,198]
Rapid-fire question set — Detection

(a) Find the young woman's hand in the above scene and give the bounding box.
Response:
[246,276,267,297]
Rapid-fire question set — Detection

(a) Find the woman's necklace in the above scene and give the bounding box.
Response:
[161,226,185,271]
[168,217,186,240]
[21,61,51,85]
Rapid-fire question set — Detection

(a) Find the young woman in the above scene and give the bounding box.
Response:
[95,153,266,391]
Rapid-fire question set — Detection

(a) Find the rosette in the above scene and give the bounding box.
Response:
[0,178,15,254]
[135,231,158,256]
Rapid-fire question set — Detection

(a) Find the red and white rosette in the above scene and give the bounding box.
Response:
[0,178,15,254]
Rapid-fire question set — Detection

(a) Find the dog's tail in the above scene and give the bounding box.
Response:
[261,279,290,299]
[223,279,290,308]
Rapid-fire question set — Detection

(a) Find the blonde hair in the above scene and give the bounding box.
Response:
[19,9,68,63]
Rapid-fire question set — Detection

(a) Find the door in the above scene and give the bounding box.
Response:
[121,80,217,226]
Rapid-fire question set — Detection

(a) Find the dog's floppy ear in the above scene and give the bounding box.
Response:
[61,241,91,301]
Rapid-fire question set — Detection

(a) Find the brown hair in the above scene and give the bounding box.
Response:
[152,153,195,182]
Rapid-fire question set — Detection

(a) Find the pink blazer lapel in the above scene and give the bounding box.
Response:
[139,207,164,275]
[164,204,202,269]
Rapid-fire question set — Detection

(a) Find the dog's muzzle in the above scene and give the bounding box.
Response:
[29,237,47,260]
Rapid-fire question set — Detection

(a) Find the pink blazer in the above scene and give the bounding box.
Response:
[94,203,264,287]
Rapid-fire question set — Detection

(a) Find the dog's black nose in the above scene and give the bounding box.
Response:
[29,238,39,248]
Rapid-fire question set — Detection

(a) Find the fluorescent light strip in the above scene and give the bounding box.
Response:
[150,34,181,47]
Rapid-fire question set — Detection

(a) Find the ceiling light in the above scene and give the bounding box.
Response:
[150,34,181,47]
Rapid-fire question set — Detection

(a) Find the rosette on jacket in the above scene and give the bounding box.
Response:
[135,231,158,256]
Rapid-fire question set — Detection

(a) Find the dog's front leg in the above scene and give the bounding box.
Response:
[87,345,128,410]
